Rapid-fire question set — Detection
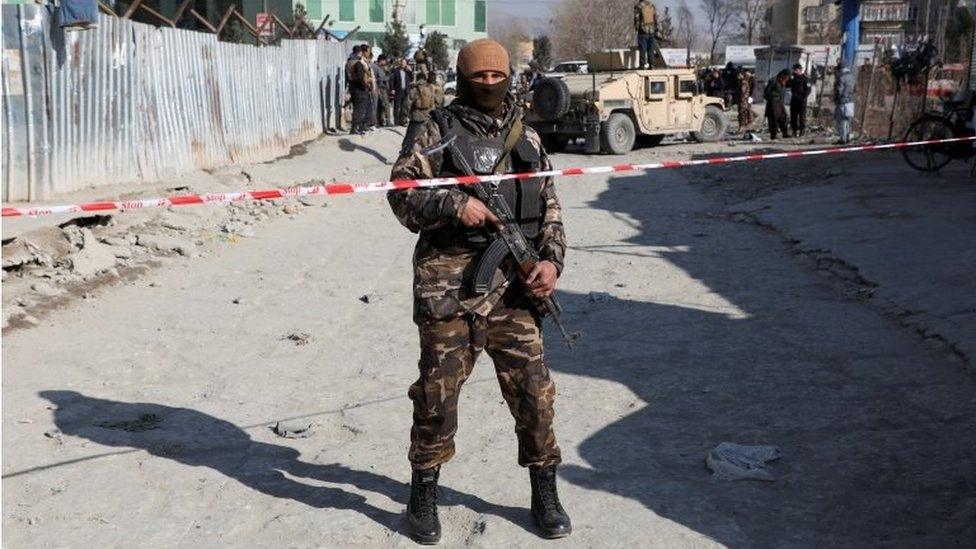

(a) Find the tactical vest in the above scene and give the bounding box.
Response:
[416,84,435,111]
[639,2,657,34]
[428,108,543,248]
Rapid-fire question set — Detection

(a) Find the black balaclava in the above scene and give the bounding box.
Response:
[457,72,510,117]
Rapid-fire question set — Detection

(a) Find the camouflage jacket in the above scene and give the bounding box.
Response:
[387,98,566,322]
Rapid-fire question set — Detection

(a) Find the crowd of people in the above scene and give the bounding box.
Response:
[344,44,446,136]
[706,61,856,143]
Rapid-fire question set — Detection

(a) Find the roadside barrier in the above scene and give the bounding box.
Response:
[3,136,975,218]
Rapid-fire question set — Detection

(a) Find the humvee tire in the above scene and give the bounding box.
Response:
[542,134,571,153]
[601,113,636,154]
[532,78,572,121]
[692,105,728,143]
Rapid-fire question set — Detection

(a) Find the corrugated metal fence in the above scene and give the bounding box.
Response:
[1,4,347,202]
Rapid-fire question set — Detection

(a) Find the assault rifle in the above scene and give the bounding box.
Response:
[438,133,581,349]
[471,182,580,349]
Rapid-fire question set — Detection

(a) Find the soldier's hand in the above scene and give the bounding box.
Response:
[526,261,558,298]
[459,198,501,229]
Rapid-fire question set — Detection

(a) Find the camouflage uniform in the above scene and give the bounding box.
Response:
[738,73,754,131]
[388,96,566,471]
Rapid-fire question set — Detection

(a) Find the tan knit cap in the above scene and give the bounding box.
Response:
[456,39,510,78]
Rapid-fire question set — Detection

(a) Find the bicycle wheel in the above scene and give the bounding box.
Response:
[901,115,955,172]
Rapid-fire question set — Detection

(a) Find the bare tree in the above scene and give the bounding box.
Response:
[701,0,735,64]
[736,0,766,45]
[676,1,697,65]
[549,0,634,61]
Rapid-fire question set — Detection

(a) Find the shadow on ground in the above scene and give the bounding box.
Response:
[38,390,535,536]
[547,170,976,547]
[338,138,392,165]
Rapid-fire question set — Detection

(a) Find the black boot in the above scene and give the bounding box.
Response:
[407,467,441,544]
[529,465,572,539]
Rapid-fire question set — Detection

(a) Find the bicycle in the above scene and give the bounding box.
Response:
[901,95,975,172]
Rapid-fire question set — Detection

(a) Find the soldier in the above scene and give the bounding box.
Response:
[387,38,571,544]
[764,69,791,140]
[414,44,430,77]
[403,72,443,152]
[738,69,755,134]
[634,0,660,69]
[788,63,811,137]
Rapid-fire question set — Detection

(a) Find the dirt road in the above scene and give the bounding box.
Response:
[4,131,975,548]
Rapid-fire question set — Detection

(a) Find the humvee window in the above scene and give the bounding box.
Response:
[649,81,666,95]
[679,79,696,96]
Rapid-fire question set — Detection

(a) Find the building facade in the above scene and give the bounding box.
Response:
[767,0,840,45]
[305,0,487,49]
[768,0,969,48]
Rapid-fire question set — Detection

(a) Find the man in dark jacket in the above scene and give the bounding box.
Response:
[788,63,811,136]
[348,45,375,134]
[392,58,414,126]
[764,69,791,140]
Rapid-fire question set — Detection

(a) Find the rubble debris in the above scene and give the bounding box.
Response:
[221,222,255,238]
[281,332,312,346]
[706,442,781,481]
[69,239,118,277]
[136,234,197,257]
[588,292,611,303]
[95,413,162,432]
[31,282,65,298]
[43,429,63,444]
[271,422,315,439]
[282,204,300,215]
[358,295,370,304]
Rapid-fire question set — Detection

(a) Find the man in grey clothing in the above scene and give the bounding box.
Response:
[834,60,856,144]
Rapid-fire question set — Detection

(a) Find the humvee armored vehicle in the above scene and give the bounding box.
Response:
[526,50,727,154]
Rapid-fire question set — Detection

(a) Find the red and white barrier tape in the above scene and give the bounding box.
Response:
[3,136,974,218]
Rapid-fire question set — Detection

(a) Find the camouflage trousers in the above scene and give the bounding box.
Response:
[408,301,562,470]
[738,103,754,130]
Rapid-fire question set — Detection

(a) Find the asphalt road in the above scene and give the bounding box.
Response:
[3,132,975,548]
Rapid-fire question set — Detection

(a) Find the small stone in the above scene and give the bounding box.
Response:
[108,246,133,259]
[232,297,243,304]
[100,236,130,247]
[283,204,299,215]
[221,222,255,238]
[298,197,316,207]
[31,282,64,297]
[20,314,40,326]
[281,331,312,346]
